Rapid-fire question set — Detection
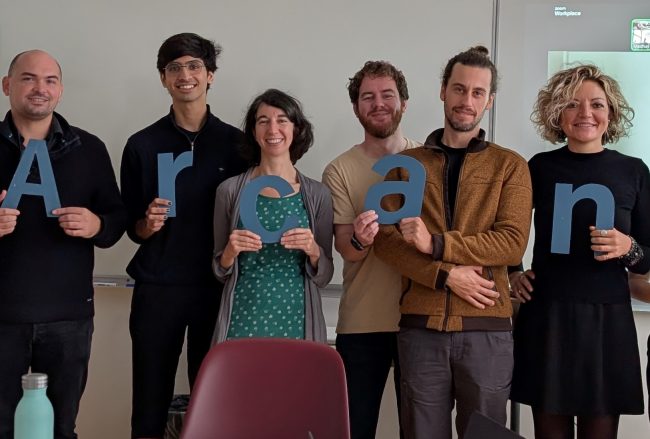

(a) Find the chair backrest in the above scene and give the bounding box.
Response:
[181,338,350,439]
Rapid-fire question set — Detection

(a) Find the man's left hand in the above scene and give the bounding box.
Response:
[399,217,433,254]
[53,207,101,238]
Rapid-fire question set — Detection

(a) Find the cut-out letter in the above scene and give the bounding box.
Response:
[2,139,61,217]
[551,183,615,254]
[364,155,425,224]
[157,151,193,217]
[239,175,301,243]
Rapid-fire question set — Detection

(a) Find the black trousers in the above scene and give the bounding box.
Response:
[0,318,93,439]
[130,283,220,438]
[336,332,402,439]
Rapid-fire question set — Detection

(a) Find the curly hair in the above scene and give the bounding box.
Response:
[241,89,314,165]
[347,60,409,103]
[441,45,498,94]
[531,64,634,145]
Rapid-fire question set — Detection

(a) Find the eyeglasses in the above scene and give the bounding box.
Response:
[164,61,205,75]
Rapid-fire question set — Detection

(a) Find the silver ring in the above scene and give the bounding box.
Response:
[600,230,608,236]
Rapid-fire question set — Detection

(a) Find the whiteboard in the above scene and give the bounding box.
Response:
[0,0,494,280]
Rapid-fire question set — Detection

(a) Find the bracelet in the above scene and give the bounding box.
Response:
[619,235,644,267]
[350,233,368,252]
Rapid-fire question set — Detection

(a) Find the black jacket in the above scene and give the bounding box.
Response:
[120,107,247,286]
[0,111,127,323]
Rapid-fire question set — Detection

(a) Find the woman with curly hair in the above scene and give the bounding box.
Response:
[212,89,333,343]
[509,65,650,438]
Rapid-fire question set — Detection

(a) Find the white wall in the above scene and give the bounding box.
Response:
[0,0,494,280]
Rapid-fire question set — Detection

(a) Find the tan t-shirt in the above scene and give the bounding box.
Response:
[322,139,420,333]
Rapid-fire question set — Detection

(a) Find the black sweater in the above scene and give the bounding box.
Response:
[530,146,650,303]
[120,107,247,286]
[0,112,127,323]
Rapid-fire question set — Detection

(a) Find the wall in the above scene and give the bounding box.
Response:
[0,0,494,281]
[4,1,650,437]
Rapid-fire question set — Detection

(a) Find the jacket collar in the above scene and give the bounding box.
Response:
[0,111,80,159]
[166,104,214,133]
[423,128,488,153]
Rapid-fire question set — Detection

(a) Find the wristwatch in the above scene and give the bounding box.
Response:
[350,233,367,251]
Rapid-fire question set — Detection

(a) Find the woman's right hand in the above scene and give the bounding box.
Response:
[220,229,262,268]
[509,270,535,303]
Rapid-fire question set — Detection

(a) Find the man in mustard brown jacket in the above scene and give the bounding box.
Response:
[374,46,532,439]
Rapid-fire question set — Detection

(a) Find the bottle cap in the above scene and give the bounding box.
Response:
[21,373,48,389]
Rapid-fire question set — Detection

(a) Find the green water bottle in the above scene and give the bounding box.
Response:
[14,373,54,439]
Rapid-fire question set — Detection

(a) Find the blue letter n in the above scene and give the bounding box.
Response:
[550,183,614,254]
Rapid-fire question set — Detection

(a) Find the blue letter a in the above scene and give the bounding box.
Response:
[551,183,615,254]
[364,155,426,224]
[2,139,61,217]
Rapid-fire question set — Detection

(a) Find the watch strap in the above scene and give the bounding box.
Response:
[350,233,367,251]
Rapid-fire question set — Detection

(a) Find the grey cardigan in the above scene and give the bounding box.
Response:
[212,167,334,343]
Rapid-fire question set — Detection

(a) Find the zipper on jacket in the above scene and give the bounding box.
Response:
[185,131,200,151]
[443,288,452,331]
[442,154,453,231]
[171,114,203,151]
[486,266,503,306]
[439,153,452,330]
[442,151,468,330]
[448,150,468,231]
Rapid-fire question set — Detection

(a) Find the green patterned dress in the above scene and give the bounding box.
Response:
[227,192,309,339]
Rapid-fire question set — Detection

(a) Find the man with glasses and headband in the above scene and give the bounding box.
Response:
[120,33,246,439]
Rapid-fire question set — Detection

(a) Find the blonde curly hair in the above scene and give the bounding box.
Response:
[531,64,634,145]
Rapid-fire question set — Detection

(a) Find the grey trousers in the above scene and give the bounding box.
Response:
[398,327,513,439]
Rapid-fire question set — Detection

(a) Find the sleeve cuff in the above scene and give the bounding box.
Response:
[432,233,444,260]
[435,262,454,290]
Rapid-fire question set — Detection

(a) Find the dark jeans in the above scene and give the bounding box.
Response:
[398,328,513,439]
[0,318,93,439]
[130,283,220,438]
[336,332,402,439]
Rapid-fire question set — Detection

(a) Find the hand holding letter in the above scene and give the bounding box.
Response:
[589,226,632,261]
[0,190,20,238]
[352,210,379,247]
[53,206,101,238]
[281,228,320,267]
[399,217,433,254]
[220,229,263,269]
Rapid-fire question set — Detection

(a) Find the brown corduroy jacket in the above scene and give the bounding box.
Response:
[374,129,532,332]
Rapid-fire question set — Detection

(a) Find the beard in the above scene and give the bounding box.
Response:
[445,105,486,133]
[358,108,403,139]
[24,107,54,120]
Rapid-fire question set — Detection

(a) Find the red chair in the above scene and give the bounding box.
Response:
[181,338,350,439]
